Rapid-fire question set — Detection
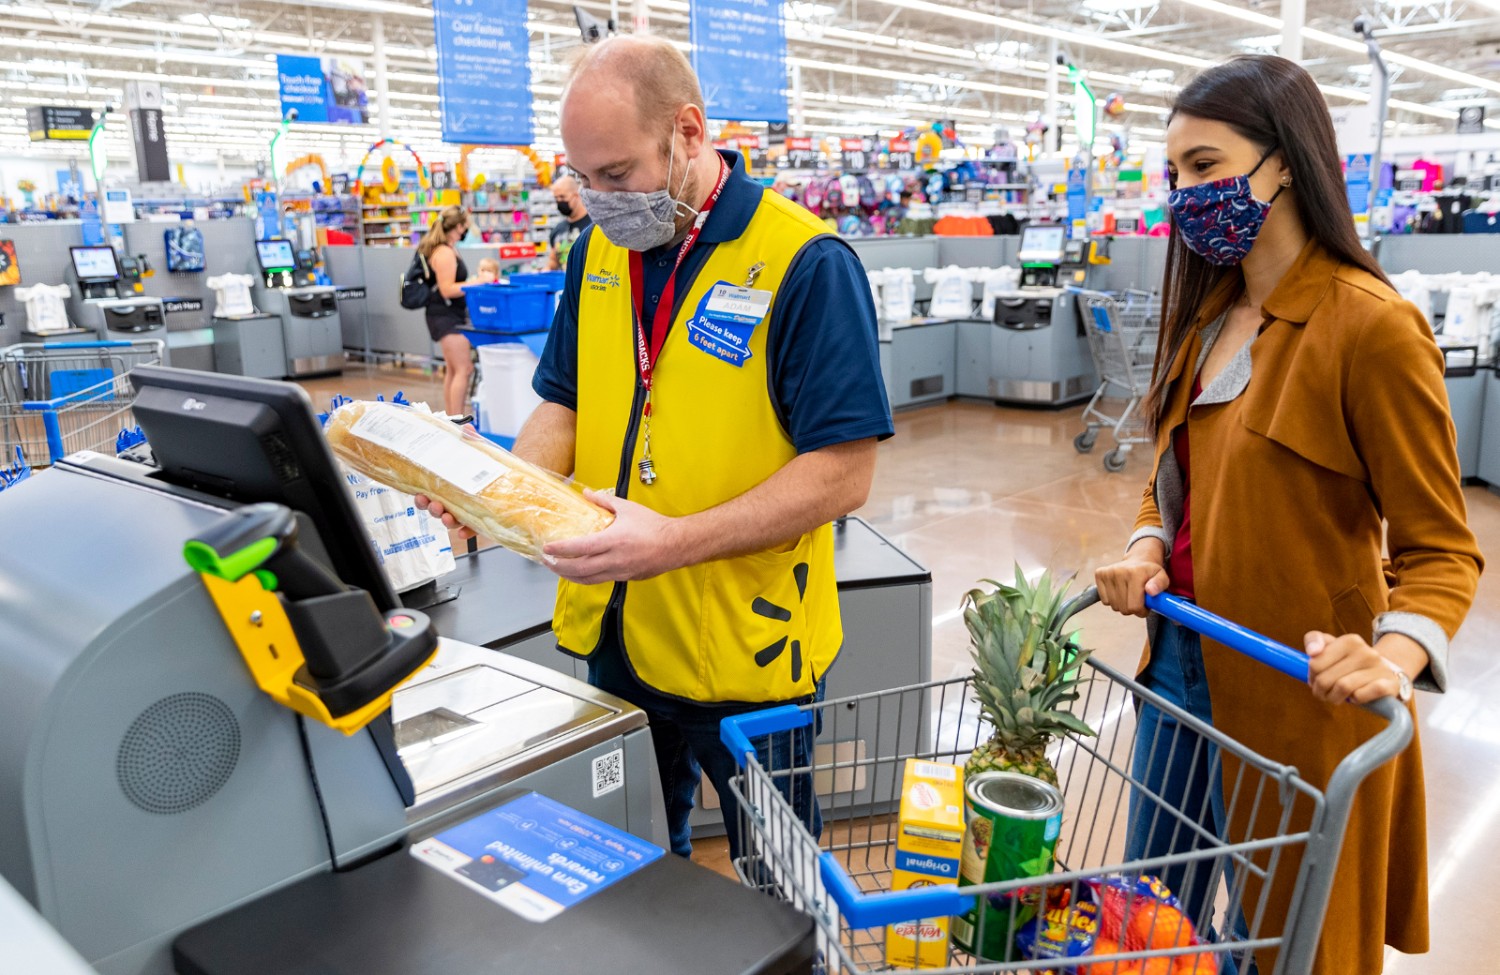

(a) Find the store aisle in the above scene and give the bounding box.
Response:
[307,366,1498,974]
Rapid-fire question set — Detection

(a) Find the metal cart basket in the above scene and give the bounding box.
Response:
[722,589,1411,975]
[0,340,165,467]
[1075,290,1162,473]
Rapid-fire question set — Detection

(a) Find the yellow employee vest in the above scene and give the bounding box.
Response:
[554,189,843,704]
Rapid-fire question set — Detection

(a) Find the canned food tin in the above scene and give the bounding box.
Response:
[951,770,1065,960]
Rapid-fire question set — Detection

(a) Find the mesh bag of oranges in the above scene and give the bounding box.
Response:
[1014,875,1220,974]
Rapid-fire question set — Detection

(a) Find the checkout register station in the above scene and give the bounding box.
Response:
[65,245,170,353]
[251,239,343,379]
[0,369,828,975]
[980,224,1096,407]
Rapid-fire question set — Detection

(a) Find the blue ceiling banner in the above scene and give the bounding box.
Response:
[691,0,788,124]
[277,55,369,125]
[433,0,533,145]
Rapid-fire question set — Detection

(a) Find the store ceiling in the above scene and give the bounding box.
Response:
[2,0,1498,174]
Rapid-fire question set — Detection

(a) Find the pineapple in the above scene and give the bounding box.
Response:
[963,567,1097,786]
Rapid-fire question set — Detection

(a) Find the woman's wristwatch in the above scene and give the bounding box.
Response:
[1381,658,1413,703]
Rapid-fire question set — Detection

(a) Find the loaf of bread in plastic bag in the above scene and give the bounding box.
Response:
[325,400,612,562]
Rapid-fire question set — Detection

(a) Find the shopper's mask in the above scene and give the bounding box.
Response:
[580,131,699,252]
[557,199,575,219]
[1168,145,1286,266]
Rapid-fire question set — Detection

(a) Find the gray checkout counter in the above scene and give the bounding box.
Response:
[0,370,671,975]
[427,515,933,833]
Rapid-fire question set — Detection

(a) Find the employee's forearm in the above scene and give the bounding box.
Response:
[511,402,577,477]
[673,439,877,565]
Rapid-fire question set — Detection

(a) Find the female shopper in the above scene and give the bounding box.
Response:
[1094,55,1481,974]
[419,205,475,417]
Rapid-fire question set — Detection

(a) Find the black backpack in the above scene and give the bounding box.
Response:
[399,251,434,310]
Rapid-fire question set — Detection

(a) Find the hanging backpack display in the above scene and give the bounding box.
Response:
[400,251,435,310]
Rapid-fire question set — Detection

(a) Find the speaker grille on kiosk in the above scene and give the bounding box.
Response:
[117,693,241,815]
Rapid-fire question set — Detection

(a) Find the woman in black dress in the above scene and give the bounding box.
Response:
[419,205,475,417]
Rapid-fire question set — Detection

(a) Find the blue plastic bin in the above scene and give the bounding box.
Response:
[467,283,552,334]
[506,270,567,292]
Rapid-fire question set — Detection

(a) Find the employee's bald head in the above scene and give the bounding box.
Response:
[563,35,704,142]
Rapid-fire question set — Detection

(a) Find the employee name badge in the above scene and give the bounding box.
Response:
[687,282,771,368]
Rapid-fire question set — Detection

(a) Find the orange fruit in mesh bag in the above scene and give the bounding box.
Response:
[1127,903,1196,951]
[1174,951,1220,974]
[1140,959,1176,975]
[1077,938,1137,975]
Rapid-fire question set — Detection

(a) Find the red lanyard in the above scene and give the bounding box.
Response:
[628,157,730,398]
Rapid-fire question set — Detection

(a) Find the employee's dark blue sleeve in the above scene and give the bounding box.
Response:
[531,226,590,411]
[768,238,894,454]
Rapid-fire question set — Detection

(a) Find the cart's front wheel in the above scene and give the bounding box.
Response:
[1074,431,1097,454]
[1103,449,1128,473]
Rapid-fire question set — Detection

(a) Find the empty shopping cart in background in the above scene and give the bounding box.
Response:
[720,589,1412,975]
[1075,290,1162,473]
[0,340,165,467]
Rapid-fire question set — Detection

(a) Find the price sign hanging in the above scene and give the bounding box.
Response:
[840,137,869,173]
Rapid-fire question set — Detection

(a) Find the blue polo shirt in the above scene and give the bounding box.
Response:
[533,150,893,455]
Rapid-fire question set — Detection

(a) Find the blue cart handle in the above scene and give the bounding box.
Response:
[1059,586,1309,683]
[42,340,135,350]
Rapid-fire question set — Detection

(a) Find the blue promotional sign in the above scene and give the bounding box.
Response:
[691,0,788,123]
[433,0,532,145]
[1345,153,1372,215]
[80,198,105,247]
[410,792,663,922]
[1066,167,1088,225]
[277,55,369,125]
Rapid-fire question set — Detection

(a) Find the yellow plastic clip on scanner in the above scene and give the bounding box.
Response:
[185,501,438,735]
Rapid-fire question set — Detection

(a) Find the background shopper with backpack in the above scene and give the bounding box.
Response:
[407,205,475,417]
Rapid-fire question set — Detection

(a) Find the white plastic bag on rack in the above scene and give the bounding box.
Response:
[923,265,976,319]
[205,273,256,318]
[14,284,71,333]
[1389,270,1433,325]
[978,266,1023,320]
[1443,279,1500,361]
[874,267,916,322]
[323,398,456,592]
[866,272,883,322]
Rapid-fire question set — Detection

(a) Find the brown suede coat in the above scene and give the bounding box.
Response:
[1134,241,1482,974]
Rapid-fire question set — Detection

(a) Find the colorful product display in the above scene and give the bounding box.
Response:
[885,759,966,969]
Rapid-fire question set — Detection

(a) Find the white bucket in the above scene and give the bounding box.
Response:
[475,343,543,439]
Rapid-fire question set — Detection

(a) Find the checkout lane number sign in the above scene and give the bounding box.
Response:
[411,791,664,922]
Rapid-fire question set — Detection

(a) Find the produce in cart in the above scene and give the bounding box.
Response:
[962,568,1097,785]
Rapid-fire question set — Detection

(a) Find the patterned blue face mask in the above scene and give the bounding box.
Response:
[1168,147,1285,266]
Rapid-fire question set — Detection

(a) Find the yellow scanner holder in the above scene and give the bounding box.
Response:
[187,504,438,736]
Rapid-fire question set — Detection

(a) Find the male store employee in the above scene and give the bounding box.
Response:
[419,35,893,858]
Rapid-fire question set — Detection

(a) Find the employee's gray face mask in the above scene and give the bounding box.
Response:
[579,133,697,252]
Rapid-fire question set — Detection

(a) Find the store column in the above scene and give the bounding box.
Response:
[1280,0,1305,61]
[373,15,392,140]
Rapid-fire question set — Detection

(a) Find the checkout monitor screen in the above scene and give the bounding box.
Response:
[1018,225,1067,264]
[256,239,297,273]
[128,366,400,614]
[70,246,121,281]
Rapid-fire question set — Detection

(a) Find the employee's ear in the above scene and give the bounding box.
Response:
[676,103,709,159]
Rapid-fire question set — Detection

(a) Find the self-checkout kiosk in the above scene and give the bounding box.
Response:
[984,225,1095,406]
[252,239,343,378]
[65,245,170,356]
[0,368,668,975]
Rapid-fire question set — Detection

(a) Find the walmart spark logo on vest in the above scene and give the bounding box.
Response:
[586,270,620,292]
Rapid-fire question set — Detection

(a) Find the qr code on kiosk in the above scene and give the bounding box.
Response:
[592,749,624,797]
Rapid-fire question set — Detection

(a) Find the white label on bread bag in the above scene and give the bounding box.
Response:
[350,406,504,494]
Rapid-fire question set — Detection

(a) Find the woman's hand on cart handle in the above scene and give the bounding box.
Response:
[1095,540,1170,618]
[413,494,478,541]
[1306,631,1427,705]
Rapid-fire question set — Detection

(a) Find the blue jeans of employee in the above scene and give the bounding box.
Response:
[587,628,824,860]
[1128,616,1254,975]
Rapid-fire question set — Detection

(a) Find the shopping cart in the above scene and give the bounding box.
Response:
[0,340,165,467]
[721,588,1412,975]
[1075,290,1161,473]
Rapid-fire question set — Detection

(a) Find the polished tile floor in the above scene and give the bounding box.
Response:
[307,363,1498,974]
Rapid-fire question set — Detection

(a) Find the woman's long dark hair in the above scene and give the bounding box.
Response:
[1144,55,1390,429]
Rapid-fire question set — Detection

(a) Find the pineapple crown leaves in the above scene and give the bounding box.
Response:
[964,565,1098,746]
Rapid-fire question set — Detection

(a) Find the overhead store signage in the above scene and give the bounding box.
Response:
[276,55,370,125]
[433,0,532,145]
[887,137,914,171]
[1345,154,1372,215]
[841,138,870,172]
[27,106,94,141]
[690,0,788,123]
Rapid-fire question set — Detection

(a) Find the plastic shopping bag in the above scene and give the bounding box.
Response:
[344,470,457,592]
[979,266,1023,320]
[923,265,976,319]
[877,267,916,322]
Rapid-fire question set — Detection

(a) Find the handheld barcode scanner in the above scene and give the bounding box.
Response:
[185,502,438,734]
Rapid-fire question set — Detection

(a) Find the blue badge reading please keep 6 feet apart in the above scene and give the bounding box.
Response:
[687,282,771,367]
